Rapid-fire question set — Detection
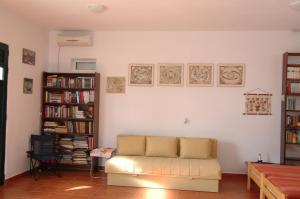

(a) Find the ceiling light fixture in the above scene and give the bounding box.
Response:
[88,3,107,14]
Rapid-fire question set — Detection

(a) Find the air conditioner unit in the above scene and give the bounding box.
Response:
[56,31,92,47]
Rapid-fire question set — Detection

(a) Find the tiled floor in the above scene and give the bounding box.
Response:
[0,171,259,199]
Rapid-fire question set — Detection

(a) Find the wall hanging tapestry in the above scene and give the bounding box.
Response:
[244,88,272,115]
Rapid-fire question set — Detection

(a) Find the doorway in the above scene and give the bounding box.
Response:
[0,42,8,185]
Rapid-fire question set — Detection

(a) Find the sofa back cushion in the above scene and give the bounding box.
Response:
[179,137,212,159]
[117,135,145,156]
[146,136,178,157]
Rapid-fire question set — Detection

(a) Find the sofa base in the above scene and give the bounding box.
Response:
[107,173,219,192]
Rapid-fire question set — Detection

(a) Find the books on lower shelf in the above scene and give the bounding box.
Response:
[58,136,93,165]
[45,91,95,104]
[286,130,300,144]
[46,75,95,89]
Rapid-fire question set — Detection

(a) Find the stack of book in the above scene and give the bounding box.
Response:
[73,137,89,165]
[59,138,74,164]
[67,106,93,119]
[45,92,64,103]
[43,121,58,133]
[55,125,68,134]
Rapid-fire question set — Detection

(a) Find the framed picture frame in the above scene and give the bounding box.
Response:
[217,64,245,87]
[23,78,33,94]
[187,63,214,86]
[22,48,36,65]
[106,76,126,94]
[128,64,154,86]
[158,63,184,86]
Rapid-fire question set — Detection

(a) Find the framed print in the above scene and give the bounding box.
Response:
[158,63,184,86]
[217,64,245,87]
[106,77,126,93]
[128,64,154,86]
[22,48,36,65]
[187,63,213,86]
[23,78,33,94]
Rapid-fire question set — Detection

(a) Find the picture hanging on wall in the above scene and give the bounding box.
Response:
[22,48,36,65]
[158,63,184,86]
[187,63,214,86]
[23,78,33,94]
[244,88,272,115]
[217,64,245,87]
[128,64,154,86]
[106,76,126,93]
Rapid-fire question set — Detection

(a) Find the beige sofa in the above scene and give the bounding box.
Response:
[105,135,222,192]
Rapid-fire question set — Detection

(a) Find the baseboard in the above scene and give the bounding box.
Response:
[222,173,247,176]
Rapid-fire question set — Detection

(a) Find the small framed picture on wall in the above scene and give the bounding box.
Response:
[22,48,36,66]
[187,63,214,86]
[128,64,154,86]
[217,64,245,87]
[23,78,33,94]
[158,63,184,86]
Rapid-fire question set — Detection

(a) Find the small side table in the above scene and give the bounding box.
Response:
[90,147,116,179]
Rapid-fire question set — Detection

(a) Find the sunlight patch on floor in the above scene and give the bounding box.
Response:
[65,185,92,191]
[145,189,167,199]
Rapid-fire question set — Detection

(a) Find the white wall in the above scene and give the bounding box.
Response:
[0,7,48,179]
[48,31,300,173]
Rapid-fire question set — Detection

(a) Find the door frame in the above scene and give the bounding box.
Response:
[0,42,8,185]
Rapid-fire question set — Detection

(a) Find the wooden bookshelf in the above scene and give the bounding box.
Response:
[41,72,100,170]
[281,52,300,165]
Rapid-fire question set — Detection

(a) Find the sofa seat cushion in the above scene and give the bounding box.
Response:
[105,156,221,180]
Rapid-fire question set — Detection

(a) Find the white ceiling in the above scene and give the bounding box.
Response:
[1,0,300,31]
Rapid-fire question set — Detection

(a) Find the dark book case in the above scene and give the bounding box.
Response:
[281,52,300,165]
[41,72,100,170]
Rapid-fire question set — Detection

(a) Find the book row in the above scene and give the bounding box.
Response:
[46,75,95,89]
[286,130,300,144]
[286,97,297,110]
[43,121,93,134]
[45,91,94,104]
[44,105,94,119]
[287,67,300,79]
[286,115,300,127]
[287,83,300,94]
